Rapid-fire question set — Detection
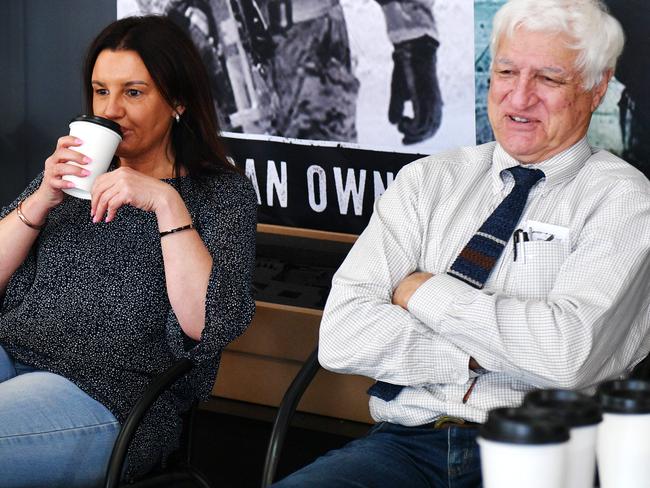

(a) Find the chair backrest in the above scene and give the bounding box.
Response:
[630,354,650,380]
[104,359,212,488]
[261,347,321,488]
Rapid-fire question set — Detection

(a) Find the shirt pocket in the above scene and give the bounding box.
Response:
[504,239,571,300]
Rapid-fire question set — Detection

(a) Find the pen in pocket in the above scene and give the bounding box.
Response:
[513,229,529,263]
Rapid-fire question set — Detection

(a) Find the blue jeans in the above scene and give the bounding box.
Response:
[0,344,120,487]
[272,421,482,488]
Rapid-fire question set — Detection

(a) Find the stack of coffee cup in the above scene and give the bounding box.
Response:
[478,407,570,488]
[597,379,650,488]
[523,389,602,488]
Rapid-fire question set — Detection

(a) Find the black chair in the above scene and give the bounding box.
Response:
[261,347,321,488]
[630,353,650,380]
[104,358,212,488]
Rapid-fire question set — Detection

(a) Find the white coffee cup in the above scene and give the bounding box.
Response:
[523,389,602,488]
[597,379,650,488]
[478,407,569,488]
[62,115,122,200]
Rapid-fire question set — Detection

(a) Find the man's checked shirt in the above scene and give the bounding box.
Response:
[319,138,650,426]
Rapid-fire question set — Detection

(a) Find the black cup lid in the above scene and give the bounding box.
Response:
[70,114,122,137]
[523,389,602,427]
[598,379,650,414]
[479,407,570,445]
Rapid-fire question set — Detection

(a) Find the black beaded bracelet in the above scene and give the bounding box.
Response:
[159,223,194,238]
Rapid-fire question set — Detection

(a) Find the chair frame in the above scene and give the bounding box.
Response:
[630,354,650,380]
[104,358,211,488]
[261,347,321,488]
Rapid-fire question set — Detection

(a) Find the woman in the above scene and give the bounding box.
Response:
[0,16,256,486]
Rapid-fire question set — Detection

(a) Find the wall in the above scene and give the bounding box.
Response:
[0,0,116,207]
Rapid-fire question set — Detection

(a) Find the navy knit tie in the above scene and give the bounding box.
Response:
[368,165,544,402]
[447,165,545,288]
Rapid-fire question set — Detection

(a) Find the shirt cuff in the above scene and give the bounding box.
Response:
[407,273,476,331]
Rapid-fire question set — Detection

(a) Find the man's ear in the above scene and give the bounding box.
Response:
[591,69,613,112]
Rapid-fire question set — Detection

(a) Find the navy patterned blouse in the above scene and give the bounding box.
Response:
[0,168,257,478]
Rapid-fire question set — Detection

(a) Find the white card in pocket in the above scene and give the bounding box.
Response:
[526,220,570,242]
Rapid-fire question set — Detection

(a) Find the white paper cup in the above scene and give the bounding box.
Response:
[478,407,569,488]
[567,424,598,488]
[62,115,122,200]
[596,380,650,488]
[523,389,602,488]
[478,437,568,488]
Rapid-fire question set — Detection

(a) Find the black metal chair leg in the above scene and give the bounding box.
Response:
[261,347,321,487]
[104,359,194,488]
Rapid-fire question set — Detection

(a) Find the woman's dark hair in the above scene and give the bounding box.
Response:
[83,15,235,177]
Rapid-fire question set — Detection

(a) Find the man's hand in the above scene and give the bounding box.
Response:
[392,271,433,309]
[388,35,443,145]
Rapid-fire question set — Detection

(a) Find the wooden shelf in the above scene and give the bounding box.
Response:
[254,300,323,316]
[213,351,373,424]
[226,300,322,362]
[214,298,374,423]
[212,225,371,423]
[257,223,357,243]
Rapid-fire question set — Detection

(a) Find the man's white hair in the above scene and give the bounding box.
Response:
[490,0,625,90]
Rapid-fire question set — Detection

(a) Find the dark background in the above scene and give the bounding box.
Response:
[0,0,116,207]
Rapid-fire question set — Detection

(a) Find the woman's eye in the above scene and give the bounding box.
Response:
[95,88,109,96]
[126,89,142,97]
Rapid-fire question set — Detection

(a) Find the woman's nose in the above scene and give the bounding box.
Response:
[96,95,124,120]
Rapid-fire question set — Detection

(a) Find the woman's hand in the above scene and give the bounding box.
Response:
[90,166,175,223]
[34,136,91,209]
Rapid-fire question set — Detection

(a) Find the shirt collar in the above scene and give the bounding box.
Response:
[491,137,592,193]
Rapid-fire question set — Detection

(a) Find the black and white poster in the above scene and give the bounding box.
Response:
[117,0,476,234]
[117,1,649,235]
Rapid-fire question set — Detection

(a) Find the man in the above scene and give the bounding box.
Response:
[162,0,360,141]
[264,0,360,142]
[163,0,238,128]
[271,0,650,486]
[378,0,443,145]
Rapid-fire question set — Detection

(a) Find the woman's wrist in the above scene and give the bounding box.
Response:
[154,184,192,231]
[19,193,51,228]
[16,201,45,230]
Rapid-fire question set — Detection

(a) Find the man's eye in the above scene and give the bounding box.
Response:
[541,76,563,86]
